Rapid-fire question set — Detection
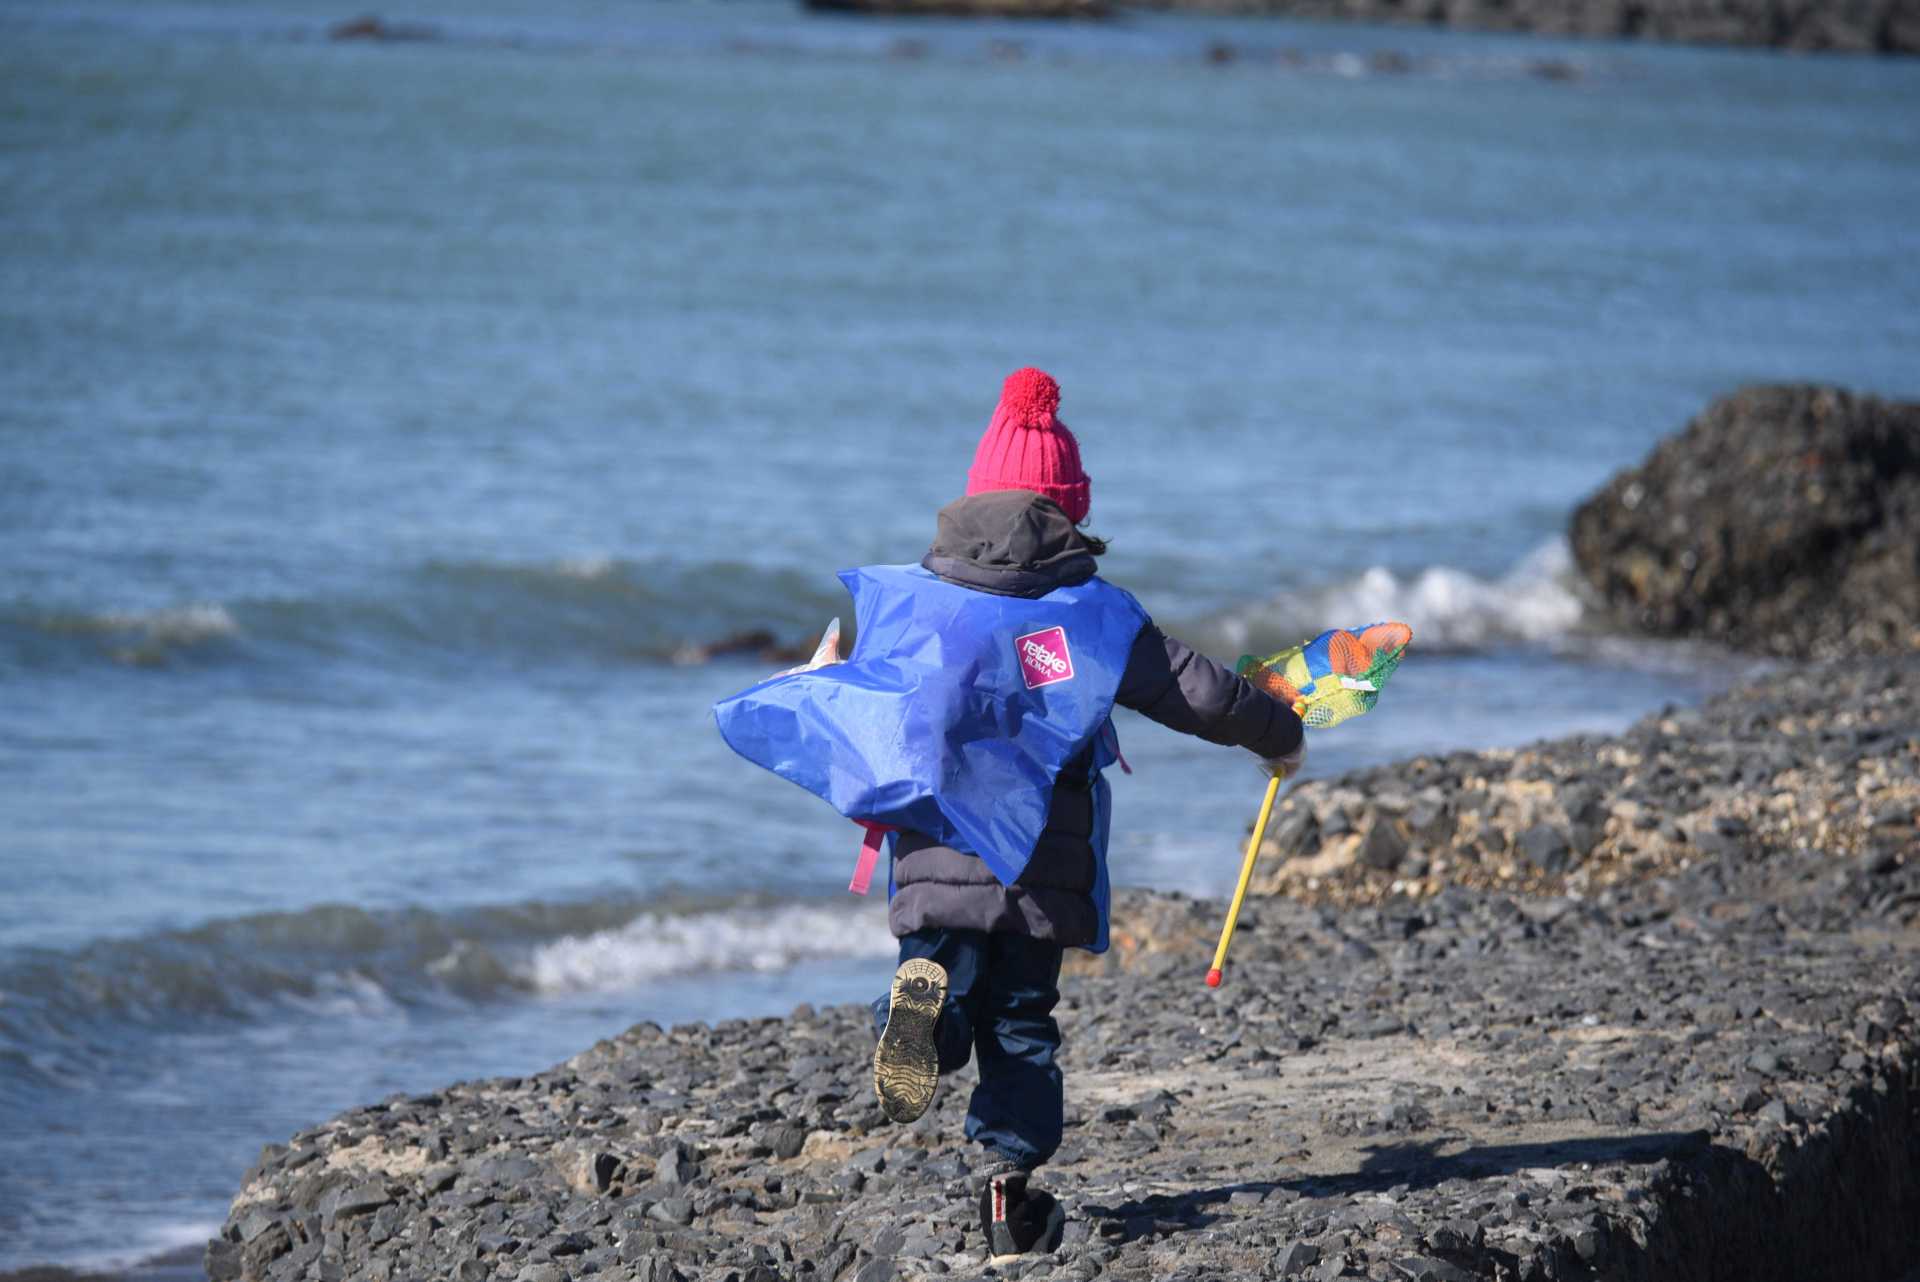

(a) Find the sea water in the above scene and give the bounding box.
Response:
[2,0,1917,1268]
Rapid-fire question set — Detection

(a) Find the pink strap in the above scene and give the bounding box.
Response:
[849,822,894,895]
[1104,720,1134,775]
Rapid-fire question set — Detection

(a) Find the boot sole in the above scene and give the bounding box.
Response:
[874,958,946,1123]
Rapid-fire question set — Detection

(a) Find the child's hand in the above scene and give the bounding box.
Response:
[771,618,843,679]
[1259,743,1306,781]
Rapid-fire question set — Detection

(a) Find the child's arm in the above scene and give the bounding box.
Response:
[1116,623,1304,760]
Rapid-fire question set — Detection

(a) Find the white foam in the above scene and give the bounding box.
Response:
[426,939,520,996]
[1220,539,1585,654]
[102,602,240,642]
[523,901,896,995]
[555,554,619,580]
[272,970,402,1021]
[64,1218,224,1272]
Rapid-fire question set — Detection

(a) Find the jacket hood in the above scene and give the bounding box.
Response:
[921,491,1098,598]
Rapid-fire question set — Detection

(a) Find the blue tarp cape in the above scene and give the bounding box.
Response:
[713,564,1148,892]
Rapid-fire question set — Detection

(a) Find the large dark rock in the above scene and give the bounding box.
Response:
[1570,384,1920,659]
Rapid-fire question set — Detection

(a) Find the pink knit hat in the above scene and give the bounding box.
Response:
[965,367,1091,523]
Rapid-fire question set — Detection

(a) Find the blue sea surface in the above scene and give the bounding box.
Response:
[2,0,1918,1267]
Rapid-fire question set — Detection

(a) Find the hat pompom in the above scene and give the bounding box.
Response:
[1000,367,1061,430]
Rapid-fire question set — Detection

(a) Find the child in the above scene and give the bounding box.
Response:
[715,368,1304,1255]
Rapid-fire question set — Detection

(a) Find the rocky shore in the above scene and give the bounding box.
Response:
[197,655,1919,1281]
[1245,656,1919,914]
[174,380,1920,1281]
[1137,0,1920,55]
[794,0,1917,55]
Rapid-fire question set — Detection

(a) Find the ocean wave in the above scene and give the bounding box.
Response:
[1,544,1601,677]
[0,556,844,673]
[100,603,241,644]
[60,1222,225,1278]
[6,602,245,668]
[0,893,891,1089]
[1203,539,1587,658]
[525,901,894,995]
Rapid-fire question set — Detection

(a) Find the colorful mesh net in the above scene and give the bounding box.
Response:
[1236,621,1413,730]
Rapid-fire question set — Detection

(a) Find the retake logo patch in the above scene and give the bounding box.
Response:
[1015,626,1075,690]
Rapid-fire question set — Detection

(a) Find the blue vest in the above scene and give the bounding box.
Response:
[713,565,1148,951]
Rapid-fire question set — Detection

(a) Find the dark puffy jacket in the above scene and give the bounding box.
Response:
[889,491,1304,947]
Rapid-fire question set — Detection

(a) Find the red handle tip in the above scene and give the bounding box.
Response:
[1205,968,1223,988]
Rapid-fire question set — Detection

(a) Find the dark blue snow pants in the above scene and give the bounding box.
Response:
[871,926,1065,1170]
